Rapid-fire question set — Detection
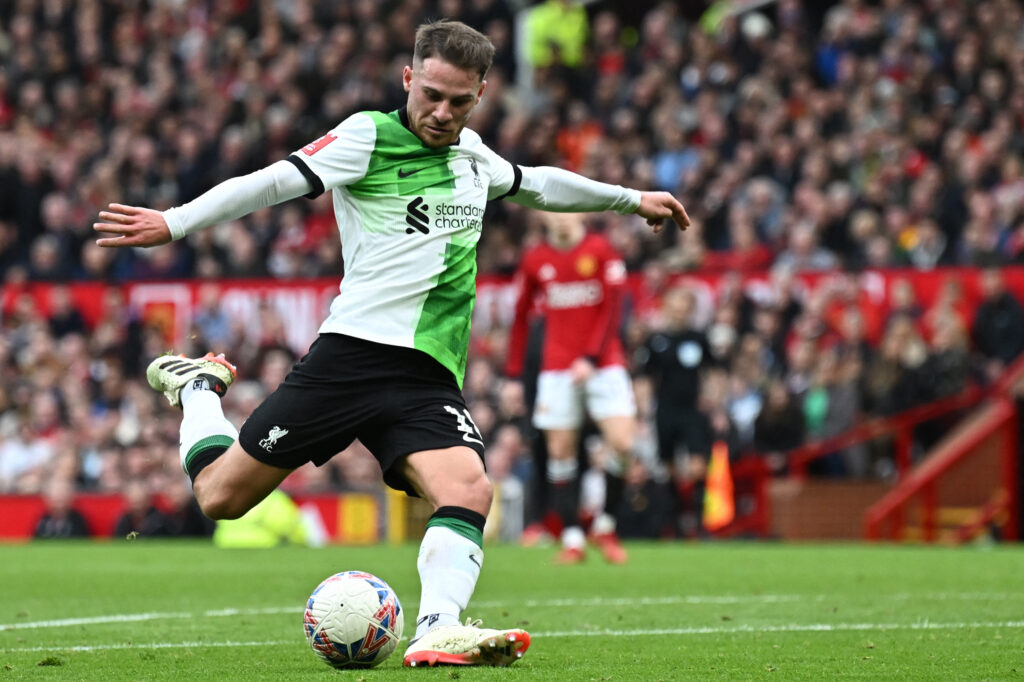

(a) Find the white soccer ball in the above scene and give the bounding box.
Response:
[304,570,404,669]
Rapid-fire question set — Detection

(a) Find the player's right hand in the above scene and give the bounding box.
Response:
[94,203,173,248]
[636,191,691,233]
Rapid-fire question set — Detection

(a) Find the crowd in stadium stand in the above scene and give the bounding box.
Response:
[4,0,1024,538]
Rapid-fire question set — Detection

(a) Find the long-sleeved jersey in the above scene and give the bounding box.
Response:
[505,233,627,376]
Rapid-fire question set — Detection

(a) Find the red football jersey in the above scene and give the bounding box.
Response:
[505,233,627,376]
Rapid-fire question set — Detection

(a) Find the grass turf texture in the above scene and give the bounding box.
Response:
[0,542,1021,680]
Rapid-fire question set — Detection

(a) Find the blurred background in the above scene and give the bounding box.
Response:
[1,0,1022,546]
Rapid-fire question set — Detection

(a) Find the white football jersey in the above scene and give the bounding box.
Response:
[288,109,518,387]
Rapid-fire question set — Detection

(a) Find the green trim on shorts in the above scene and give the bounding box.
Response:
[183,435,235,476]
[425,516,484,548]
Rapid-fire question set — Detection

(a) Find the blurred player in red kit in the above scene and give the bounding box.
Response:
[506,212,634,564]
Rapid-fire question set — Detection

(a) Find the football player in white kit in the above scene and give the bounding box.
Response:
[94,20,689,668]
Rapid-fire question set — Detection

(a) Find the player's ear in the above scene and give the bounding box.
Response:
[476,79,487,102]
[403,66,413,92]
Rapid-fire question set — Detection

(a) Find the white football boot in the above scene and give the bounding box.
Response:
[403,618,531,667]
[146,352,236,408]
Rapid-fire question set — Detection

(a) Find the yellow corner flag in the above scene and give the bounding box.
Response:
[703,440,735,532]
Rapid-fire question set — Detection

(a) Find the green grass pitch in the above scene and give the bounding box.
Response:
[1,541,1022,680]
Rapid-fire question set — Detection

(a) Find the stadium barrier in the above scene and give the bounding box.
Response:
[0,488,422,543]
[5,268,1024,357]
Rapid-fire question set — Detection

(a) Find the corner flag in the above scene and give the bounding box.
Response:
[703,440,735,531]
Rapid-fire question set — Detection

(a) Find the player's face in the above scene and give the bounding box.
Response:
[544,213,586,249]
[403,58,485,148]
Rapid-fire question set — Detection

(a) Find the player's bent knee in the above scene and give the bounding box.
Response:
[443,468,493,517]
[469,471,494,513]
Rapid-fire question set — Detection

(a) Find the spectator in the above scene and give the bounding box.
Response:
[524,1,589,71]
[46,284,87,339]
[753,378,804,472]
[0,418,52,493]
[33,477,90,539]
[972,267,1024,378]
[161,477,215,538]
[113,479,170,539]
[615,458,672,539]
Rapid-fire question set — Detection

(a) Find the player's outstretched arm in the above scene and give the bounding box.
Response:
[94,204,172,248]
[636,191,691,233]
[93,159,312,248]
[508,166,691,233]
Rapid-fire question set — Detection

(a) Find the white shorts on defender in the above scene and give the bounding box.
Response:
[532,365,637,430]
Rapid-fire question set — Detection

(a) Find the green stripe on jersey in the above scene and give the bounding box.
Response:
[414,239,477,387]
[349,111,456,198]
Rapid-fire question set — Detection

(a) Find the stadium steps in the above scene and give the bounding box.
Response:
[863,372,1024,544]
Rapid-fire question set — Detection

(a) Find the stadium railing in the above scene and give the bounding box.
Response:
[863,355,1024,543]
[721,355,1024,541]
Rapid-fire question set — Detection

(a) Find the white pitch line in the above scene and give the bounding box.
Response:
[2,592,1020,632]
[539,620,1024,638]
[2,640,294,653]
[3,621,1024,654]
[0,612,194,630]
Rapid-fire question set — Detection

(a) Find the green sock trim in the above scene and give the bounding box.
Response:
[426,516,483,548]
[183,435,235,473]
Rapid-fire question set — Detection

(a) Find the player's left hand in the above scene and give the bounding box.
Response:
[570,357,595,385]
[636,192,691,233]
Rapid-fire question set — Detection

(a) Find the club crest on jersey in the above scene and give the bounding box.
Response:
[575,254,598,277]
[469,157,482,188]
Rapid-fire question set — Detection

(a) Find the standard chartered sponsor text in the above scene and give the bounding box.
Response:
[434,203,484,231]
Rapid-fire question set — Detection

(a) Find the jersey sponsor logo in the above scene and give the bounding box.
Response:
[405,197,430,234]
[606,259,627,284]
[259,425,290,451]
[301,132,337,156]
[576,254,598,278]
[433,202,483,232]
[444,405,484,446]
[545,280,603,309]
[397,167,425,178]
[404,197,484,235]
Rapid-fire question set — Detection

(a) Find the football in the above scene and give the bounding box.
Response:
[304,570,404,669]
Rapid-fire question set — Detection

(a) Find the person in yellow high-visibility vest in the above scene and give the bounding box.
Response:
[213,489,309,548]
[525,0,589,70]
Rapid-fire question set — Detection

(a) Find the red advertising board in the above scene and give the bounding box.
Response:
[4,267,1023,355]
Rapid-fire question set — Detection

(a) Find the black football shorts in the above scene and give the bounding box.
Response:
[238,333,485,496]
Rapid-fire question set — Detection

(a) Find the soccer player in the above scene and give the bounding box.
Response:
[505,212,634,564]
[93,20,688,668]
